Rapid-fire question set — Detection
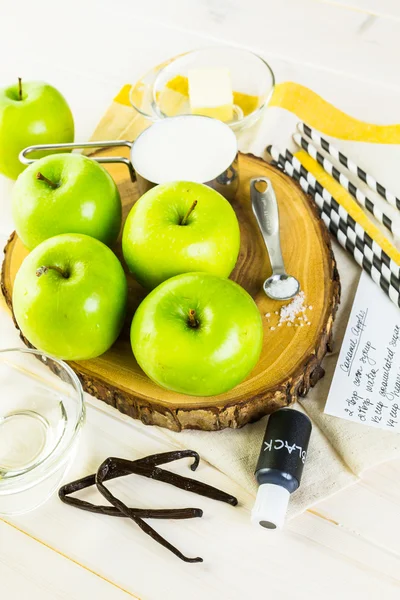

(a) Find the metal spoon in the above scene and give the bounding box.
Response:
[250,177,300,301]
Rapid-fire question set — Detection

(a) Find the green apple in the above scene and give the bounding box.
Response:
[131,272,263,396]
[13,233,128,360]
[0,79,74,180]
[122,181,240,289]
[12,153,122,250]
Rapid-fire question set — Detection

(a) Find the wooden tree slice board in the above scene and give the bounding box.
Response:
[1,151,340,431]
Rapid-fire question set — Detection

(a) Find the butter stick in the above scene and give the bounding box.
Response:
[188,68,233,122]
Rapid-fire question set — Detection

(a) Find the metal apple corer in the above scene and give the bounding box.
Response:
[19,115,239,202]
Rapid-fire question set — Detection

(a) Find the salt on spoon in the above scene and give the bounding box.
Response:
[250,178,300,301]
[264,274,300,301]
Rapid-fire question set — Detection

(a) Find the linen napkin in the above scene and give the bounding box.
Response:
[83,73,400,516]
[3,71,400,517]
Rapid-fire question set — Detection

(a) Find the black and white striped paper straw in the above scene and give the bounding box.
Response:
[280,154,400,303]
[267,145,400,281]
[292,132,400,239]
[322,211,400,306]
[285,161,400,290]
[267,145,400,308]
[285,163,400,304]
[298,122,400,213]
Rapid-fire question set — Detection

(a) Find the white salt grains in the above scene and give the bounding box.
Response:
[278,291,307,325]
[264,291,312,330]
[266,276,300,300]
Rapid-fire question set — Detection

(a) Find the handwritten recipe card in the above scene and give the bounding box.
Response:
[325,272,400,431]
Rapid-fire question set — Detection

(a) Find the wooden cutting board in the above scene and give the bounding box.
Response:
[1,150,340,431]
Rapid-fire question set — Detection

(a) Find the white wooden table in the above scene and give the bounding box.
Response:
[1,1,400,598]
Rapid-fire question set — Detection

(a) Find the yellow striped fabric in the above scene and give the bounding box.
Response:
[109,66,400,267]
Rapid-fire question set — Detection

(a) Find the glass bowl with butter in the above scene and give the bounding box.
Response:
[129,47,275,132]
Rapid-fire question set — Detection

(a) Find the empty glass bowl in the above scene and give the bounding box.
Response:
[129,47,275,132]
[0,348,85,515]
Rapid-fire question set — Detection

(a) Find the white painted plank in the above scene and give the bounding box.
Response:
[1,0,399,92]
[321,0,400,20]
[2,401,398,600]
[359,14,400,49]
[96,0,400,88]
[1,2,400,598]
[362,460,400,503]
[291,510,400,582]
[0,519,133,600]
[311,460,400,554]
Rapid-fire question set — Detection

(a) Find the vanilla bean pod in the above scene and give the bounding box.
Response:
[59,450,238,563]
[59,451,203,519]
[132,449,200,471]
[59,472,200,519]
[114,457,238,506]
[96,456,203,563]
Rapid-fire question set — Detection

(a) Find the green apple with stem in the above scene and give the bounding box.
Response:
[131,272,263,396]
[0,78,74,180]
[122,181,240,289]
[13,233,128,360]
[12,153,122,249]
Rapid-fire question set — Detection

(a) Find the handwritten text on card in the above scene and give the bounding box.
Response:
[325,273,400,431]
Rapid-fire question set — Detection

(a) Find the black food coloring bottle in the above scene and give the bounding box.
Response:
[252,408,312,529]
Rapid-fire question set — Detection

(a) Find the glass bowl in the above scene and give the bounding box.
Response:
[129,47,275,132]
[0,348,85,515]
